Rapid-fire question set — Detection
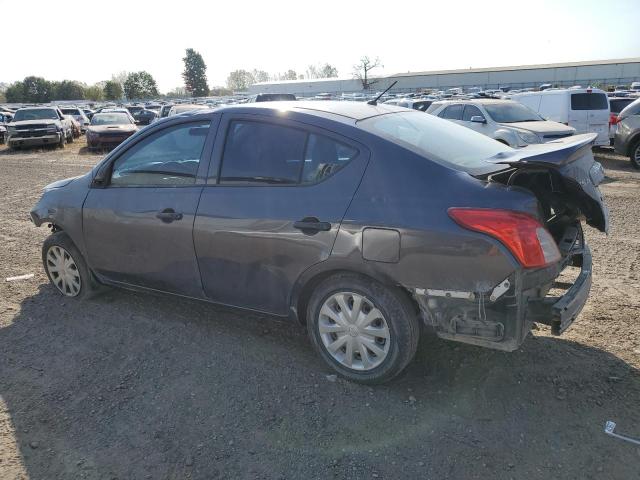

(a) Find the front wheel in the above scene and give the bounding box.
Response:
[42,231,96,299]
[307,273,420,384]
[630,140,640,170]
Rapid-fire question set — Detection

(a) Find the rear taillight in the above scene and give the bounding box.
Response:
[610,113,620,126]
[448,208,561,268]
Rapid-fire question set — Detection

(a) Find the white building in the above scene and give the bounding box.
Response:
[248,57,640,96]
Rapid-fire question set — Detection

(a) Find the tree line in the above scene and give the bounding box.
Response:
[0,51,381,103]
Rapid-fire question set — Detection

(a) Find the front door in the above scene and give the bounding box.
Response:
[193,115,369,315]
[83,118,216,298]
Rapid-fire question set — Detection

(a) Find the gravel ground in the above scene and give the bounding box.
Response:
[0,138,639,479]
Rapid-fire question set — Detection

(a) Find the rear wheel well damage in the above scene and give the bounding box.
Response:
[293,269,418,326]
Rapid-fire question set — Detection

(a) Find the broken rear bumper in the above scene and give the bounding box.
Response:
[526,246,592,335]
[414,245,592,352]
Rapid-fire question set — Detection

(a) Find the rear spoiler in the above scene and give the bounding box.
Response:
[487,133,598,167]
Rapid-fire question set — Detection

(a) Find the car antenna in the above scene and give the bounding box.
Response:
[367,81,398,106]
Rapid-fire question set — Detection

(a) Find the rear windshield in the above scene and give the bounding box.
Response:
[256,94,297,102]
[484,102,543,123]
[60,108,80,115]
[358,111,510,173]
[13,108,59,121]
[91,113,132,125]
[570,93,609,110]
[609,98,634,114]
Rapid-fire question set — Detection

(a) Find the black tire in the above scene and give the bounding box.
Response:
[42,231,98,300]
[58,133,65,149]
[307,273,420,384]
[67,131,74,143]
[630,139,640,170]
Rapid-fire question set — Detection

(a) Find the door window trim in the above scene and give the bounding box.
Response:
[92,113,219,189]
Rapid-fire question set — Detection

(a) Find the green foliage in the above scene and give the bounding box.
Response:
[103,80,123,100]
[51,80,85,100]
[123,71,159,100]
[5,76,52,103]
[226,70,255,92]
[182,48,209,97]
[84,84,104,101]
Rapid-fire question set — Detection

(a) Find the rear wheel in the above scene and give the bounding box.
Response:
[630,140,640,170]
[307,273,420,384]
[42,232,97,299]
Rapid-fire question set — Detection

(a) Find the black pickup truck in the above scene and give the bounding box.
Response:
[7,107,73,149]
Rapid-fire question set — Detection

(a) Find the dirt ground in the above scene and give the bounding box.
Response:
[0,137,639,480]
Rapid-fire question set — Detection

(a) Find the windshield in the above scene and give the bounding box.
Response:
[358,111,510,172]
[484,103,543,123]
[13,108,59,121]
[91,113,132,125]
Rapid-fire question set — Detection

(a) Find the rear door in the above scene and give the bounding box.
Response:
[83,116,218,297]
[569,92,610,145]
[193,114,370,315]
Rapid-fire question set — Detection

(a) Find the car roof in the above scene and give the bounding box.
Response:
[213,100,407,122]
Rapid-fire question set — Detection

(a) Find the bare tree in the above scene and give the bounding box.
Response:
[353,56,382,90]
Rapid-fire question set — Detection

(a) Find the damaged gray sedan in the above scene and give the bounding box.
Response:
[30,102,608,383]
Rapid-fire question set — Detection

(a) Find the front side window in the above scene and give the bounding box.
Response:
[110,121,210,186]
[219,121,357,185]
[439,104,463,120]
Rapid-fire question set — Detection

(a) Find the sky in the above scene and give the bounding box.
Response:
[2,0,639,93]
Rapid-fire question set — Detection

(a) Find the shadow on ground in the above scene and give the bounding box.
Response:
[1,285,638,479]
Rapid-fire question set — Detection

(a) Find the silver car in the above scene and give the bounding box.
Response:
[427,99,575,147]
[613,97,640,169]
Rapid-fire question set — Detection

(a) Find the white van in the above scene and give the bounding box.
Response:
[511,88,610,146]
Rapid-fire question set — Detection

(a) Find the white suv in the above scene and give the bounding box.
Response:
[427,99,575,147]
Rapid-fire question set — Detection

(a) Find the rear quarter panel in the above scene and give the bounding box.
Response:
[334,140,540,292]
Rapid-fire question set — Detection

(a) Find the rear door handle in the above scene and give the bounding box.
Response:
[156,208,183,223]
[293,217,331,233]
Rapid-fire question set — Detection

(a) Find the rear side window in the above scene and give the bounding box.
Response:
[301,134,357,184]
[219,121,357,185]
[439,104,463,120]
[570,93,608,110]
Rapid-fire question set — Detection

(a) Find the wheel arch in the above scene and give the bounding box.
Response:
[289,260,416,325]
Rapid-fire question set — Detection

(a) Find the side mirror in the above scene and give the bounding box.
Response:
[470,116,486,124]
[92,164,111,187]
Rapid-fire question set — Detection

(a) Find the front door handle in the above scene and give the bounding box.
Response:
[293,217,331,233]
[156,208,183,223]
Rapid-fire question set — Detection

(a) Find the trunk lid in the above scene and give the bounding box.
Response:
[487,133,609,233]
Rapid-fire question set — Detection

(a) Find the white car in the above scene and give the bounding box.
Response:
[511,88,610,146]
[384,98,433,112]
[427,99,575,147]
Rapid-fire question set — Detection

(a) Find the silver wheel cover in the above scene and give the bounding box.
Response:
[46,245,81,297]
[318,292,391,371]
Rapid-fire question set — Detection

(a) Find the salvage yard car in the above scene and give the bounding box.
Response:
[428,99,575,147]
[7,106,73,149]
[31,101,608,384]
[613,97,640,169]
[511,88,610,146]
[86,112,138,150]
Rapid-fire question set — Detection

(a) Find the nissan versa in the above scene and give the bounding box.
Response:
[30,102,608,384]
